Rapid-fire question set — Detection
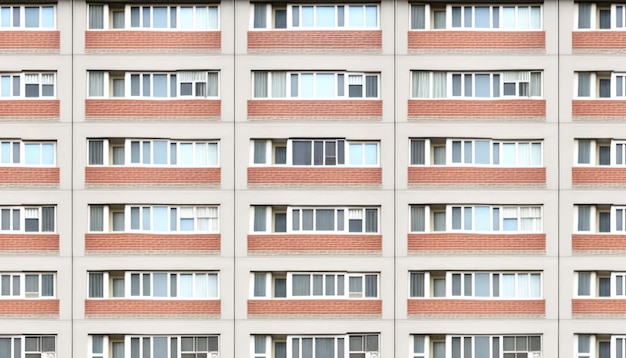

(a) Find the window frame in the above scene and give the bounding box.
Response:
[0,72,56,99]
[0,272,55,299]
[0,140,56,167]
[0,5,56,29]
[250,3,379,30]
[0,206,56,233]
[87,4,220,30]
[250,272,379,299]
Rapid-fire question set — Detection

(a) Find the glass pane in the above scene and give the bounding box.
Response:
[349,6,364,27]
[24,7,39,27]
[316,6,334,27]
[153,7,167,28]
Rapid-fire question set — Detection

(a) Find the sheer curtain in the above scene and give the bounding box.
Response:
[410,140,425,164]
[365,275,377,297]
[412,71,430,98]
[253,72,268,98]
[254,206,267,232]
[253,4,267,28]
[89,5,104,29]
[89,273,104,298]
[90,206,104,231]
[578,3,592,29]
[89,140,103,165]
[578,206,591,231]
[292,275,310,296]
[253,273,266,297]
[271,72,286,98]
[411,5,425,29]
[410,273,424,297]
[89,71,104,97]
[577,140,591,164]
[410,206,425,232]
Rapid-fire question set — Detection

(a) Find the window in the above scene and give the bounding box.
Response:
[88,4,218,30]
[90,335,219,358]
[409,205,542,233]
[0,72,55,98]
[0,336,56,358]
[575,205,626,233]
[0,140,55,166]
[575,72,626,98]
[88,139,218,167]
[0,5,55,29]
[410,271,542,299]
[87,71,219,98]
[251,206,379,234]
[88,271,218,299]
[252,334,379,358]
[410,138,542,166]
[575,272,612,298]
[251,139,379,166]
[252,71,379,99]
[446,335,541,358]
[0,206,55,233]
[412,71,542,98]
[252,4,378,29]
[0,272,54,298]
[577,3,626,30]
[574,139,618,166]
[252,272,378,299]
[88,205,218,233]
[411,4,541,30]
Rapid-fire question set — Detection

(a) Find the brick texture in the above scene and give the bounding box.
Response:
[408,233,546,253]
[248,30,381,51]
[408,31,545,50]
[0,100,60,118]
[572,167,626,185]
[85,167,221,186]
[85,233,220,253]
[0,299,59,316]
[0,234,59,252]
[572,299,626,316]
[0,167,59,185]
[247,100,382,120]
[85,31,220,51]
[84,299,221,317]
[247,234,382,254]
[247,299,382,317]
[572,31,626,50]
[0,31,60,50]
[407,299,545,317]
[248,167,381,186]
[407,99,546,119]
[408,167,545,185]
[572,234,626,252]
[572,100,626,119]
[85,99,221,119]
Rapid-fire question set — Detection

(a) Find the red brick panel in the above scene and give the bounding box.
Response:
[407,299,545,316]
[247,100,382,120]
[407,99,546,119]
[0,299,59,315]
[85,167,221,186]
[85,99,221,119]
[85,233,221,252]
[247,299,382,316]
[0,167,59,184]
[248,167,381,186]
[247,234,382,254]
[248,30,381,51]
[84,299,221,317]
[408,31,545,50]
[573,31,626,50]
[85,31,220,50]
[408,233,546,252]
[0,234,59,252]
[408,167,545,185]
[572,234,626,251]
[572,100,626,119]
[0,31,60,50]
[572,299,626,315]
[572,167,626,185]
[0,100,60,118]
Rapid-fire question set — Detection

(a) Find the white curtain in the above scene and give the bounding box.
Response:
[518,273,530,297]
[195,6,208,29]
[89,71,104,97]
[410,206,425,232]
[412,71,429,98]
[253,72,268,98]
[89,5,104,29]
[578,3,591,29]
[411,5,425,29]
[271,72,286,98]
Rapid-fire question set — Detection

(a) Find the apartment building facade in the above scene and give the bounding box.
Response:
[0,0,622,357]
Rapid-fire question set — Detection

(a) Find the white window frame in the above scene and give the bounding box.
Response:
[0,5,56,29]
[0,206,56,233]
[250,4,379,30]
[574,271,598,298]
[575,334,596,358]
[411,4,542,31]
[446,139,542,167]
[89,335,109,358]
[126,205,219,233]
[0,272,56,299]
[284,206,379,234]
[286,334,379,358]
[251,335,271,358]
[281,272,379,299]
[412,335,430,358]
[252,71,380,99]
[0,140,56,166]
[123,271,219,299]
[447,271,543,299]
[447,205,543,233]
[0,72,56,99]
[446,335,542,358]
[88,4,219,30]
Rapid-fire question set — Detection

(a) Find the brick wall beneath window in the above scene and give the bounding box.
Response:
[572,299,626,316]
[247,299,382,317]
[247,100,382,120]
[572,234,626,252]
[247,234,382,254]
[85,99,221,119]
[572,100,626,119]
[85,233,220,253]
[407,299,545,317]
[84,299,221,317]
[248,167,382,186]
[407,99,546,119]
[85,31,221,51]
[572,32,626,50]
[408,167,545,185]
[408,233,546,253]
[85,167,221,186]
[0,167,59,185]
[572,167,626,185]
[0,31,60,50]
[0,234,59,252]
[0,100,60,118]
[247,30,381,51]
[0,299,59,316]
[408,31,545,50]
